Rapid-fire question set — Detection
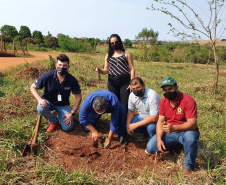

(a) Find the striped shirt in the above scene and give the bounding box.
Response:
[107,54,130,76]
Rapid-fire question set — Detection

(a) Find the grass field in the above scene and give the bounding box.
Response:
[0,51,225,184]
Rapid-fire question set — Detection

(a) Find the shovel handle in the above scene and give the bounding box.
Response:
[31,114,42,145]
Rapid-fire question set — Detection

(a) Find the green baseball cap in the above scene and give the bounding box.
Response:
[161,76,177,87]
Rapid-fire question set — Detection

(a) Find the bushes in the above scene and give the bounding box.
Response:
[57,34,95,52]
[132,43,226,64]
[123,39,133,48]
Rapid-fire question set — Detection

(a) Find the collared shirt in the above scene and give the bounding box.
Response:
[79,90,120,133]
[159,91,199,134]
[35,70,81,106]
[128,87,161,119]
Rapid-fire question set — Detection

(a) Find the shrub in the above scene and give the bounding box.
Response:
[123,39,133,48]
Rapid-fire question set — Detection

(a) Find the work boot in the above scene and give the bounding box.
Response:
[119,136,128,145]
[47,123,57,132]
[182,167,192,175]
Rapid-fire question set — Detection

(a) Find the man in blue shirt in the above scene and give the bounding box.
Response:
[79,90,127,147]
[30,54,82,132]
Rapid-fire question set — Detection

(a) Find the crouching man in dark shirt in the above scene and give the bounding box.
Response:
[30,54,82,132]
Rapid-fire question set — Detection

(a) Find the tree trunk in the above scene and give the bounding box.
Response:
[213,43,219,93]
[213,0,218,93]
[26,43,28,55]
[13,42,15,54]
[4,42,7,52]
[21,44,25,56]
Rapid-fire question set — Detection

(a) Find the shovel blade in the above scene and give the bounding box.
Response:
[22,144,37,157]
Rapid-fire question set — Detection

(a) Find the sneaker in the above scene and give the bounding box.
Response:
[47,123,57,132]
[145,149,150,155]
[119,136,128,145]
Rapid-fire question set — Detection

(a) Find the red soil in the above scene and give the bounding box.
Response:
[0,51,59,71]
[42,121,175,179]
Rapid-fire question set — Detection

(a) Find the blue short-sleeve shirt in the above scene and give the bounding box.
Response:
[35,70,81,106]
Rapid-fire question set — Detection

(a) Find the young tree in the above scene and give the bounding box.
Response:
[149,0,225,93]
[14,35,25,55]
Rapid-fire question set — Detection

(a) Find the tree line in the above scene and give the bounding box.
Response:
[0,25,108,54]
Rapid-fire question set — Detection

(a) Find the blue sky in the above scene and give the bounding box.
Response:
[1,0,225,41]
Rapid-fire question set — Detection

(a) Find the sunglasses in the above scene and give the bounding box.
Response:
[110,41,119,46]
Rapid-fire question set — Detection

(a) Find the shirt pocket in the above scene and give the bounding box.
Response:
[64,87,71,91]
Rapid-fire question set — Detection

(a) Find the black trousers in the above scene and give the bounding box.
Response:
[107,74,130,109]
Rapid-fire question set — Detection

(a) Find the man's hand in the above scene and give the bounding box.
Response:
[127,125,134,135]
[38,99,49,108]
[163,122,174,133]
[157,140,166,153]
[91,130,99,141]
[63,114,73,126]
[128,123,138,132]
[127,85,131,91]
[104,137,112,148]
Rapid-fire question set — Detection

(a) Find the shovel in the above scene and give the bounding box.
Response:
[22,114,41,156]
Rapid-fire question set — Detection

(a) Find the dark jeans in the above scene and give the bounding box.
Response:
[107,74,130,109]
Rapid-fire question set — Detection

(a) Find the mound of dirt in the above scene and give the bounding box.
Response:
[42,121,180,179]
[18,66,47,79]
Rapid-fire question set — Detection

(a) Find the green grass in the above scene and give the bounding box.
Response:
[0,51,225,184]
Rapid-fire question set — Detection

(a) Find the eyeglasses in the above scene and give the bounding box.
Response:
[110,41,119,46]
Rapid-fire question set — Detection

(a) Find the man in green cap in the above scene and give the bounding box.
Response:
[145,76,199,175]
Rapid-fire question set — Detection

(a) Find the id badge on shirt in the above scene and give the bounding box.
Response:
[58,94,62,102]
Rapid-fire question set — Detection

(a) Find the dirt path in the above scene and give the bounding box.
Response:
[0,51,60,71]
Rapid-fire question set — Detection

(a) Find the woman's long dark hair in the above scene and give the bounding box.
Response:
[107,34,125,61]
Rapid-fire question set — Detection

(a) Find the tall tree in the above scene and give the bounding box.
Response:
[0,25,18,53]
[32,30,44,44]
[19,26,31,39]
[149,0,225,93]
[136,27,159,45]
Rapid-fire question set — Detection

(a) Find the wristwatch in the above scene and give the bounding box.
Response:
[71,113,75,116]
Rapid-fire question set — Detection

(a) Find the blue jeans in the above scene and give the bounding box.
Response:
[146,130,199,170]
[82,102,127,138]
[131,115,156,139]
[37,101,73,132]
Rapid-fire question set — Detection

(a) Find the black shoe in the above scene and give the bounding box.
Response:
[119,137,128,145]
